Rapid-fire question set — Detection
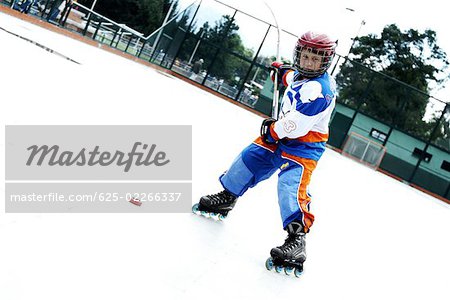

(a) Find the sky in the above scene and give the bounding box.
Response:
[1,11,449,299]
[176,0,450,104]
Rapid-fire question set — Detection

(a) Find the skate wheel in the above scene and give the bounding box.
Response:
[210,212,219,221]
[200,210,211,218]
[284,266,294,276]
[275,265,283,273]
[294,267,303,278]
[265,258,274,271]
[192,203,201,215]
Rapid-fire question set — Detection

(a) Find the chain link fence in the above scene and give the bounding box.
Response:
[2,0,448,201]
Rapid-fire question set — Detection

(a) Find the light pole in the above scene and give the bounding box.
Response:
[152,0,176,56]
[188,30,205,65]
[345,8,366,58]
[91,0,98,11]
[331,8,365,75]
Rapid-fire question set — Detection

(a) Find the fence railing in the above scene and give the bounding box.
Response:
[2,0,448,201]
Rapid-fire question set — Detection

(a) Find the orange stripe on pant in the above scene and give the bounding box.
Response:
[282,152,318,233]
[253,136,278,152]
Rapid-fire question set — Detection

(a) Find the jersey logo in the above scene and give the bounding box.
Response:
[283,120,297,133]
[280,162,289,170]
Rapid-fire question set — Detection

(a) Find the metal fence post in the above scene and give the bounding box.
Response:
[41,0,52,20]
[330,55,342,76]
[92,20,102,40]
[445,181,450,199]
[81,12,93,36]
[58,1,71,26]
[235,24,271,102]
[137,39,147,58]
[124,35,133,53]
[382,87,409,147]
[408,103,449,183]
[110,27,119,47]
[165,4,202,69]
[344,71,376,146]
[201,10,237,86]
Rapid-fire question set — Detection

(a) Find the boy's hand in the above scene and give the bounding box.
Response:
[269,62,295,86]
[260,118,278,144]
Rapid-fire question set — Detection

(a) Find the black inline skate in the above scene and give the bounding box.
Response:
[192,190,237,221]
[265,221,306,277]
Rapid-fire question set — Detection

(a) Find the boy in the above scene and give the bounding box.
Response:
[194,31,338,275]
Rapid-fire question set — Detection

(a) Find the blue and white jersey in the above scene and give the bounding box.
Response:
[268,71,336,161]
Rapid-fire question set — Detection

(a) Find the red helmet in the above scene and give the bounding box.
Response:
[293,31,337,77]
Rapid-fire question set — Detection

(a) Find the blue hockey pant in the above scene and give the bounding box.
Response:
[219,139,317,232]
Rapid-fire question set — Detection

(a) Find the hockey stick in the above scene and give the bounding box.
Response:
[264,1,281,119]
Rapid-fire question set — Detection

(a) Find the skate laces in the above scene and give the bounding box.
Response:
[209,191,235,205]
[279,234,304,254]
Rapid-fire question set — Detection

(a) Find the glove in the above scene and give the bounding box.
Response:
[269,62,295,87]
[260,118,278,144]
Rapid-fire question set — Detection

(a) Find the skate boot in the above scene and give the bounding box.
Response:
[192,190,237,221]
[265,221,306,277]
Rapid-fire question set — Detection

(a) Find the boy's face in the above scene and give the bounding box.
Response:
[298,50,323,73]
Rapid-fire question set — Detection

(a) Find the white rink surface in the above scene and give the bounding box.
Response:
[1,12,450,300]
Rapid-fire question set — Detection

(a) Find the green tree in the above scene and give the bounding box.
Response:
[427,104,450,150]
[336,24,449,139]
[78,0,178,35]
[197,15,250,82]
